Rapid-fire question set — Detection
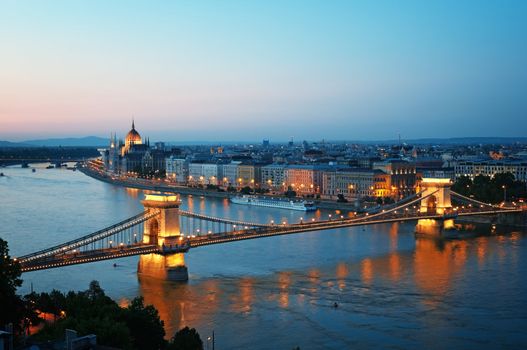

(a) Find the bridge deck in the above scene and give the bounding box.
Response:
[18,193,525,273]
[20,243,190,272]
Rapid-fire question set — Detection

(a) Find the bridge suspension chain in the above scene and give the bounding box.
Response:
[450,191,517,210]
[178,209,273,228]
[18,209,160,262]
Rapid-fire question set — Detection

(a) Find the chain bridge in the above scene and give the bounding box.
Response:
[16,178,526,281]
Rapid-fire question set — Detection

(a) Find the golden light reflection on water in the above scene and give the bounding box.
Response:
[134,229,521,340]
[476,237,488,265]
[388,253,401,281]
[278,271,291,308]
[413,239,468,307]
[232,277,255,313]
[389,222,399,252]
[336,263,349,290]
[360,258,373,285]
[125,188,140,199]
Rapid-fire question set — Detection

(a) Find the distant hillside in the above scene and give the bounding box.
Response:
[397,137,527,145]
[328,137,527,145]
[21,136,109,147]
[0,140,30,147]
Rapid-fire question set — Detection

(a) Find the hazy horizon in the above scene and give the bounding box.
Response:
[1,1,526,141]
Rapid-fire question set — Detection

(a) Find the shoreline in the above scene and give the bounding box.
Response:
[78,165,361,211]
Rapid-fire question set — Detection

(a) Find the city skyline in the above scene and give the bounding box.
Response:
[1,1,527,141]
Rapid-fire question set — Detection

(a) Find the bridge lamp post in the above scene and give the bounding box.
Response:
[109,240,113,248]
[270,220,274,225]
[311,218,315,222]
[300,217,303,224]
[328,214,332,221]
[502,185,507,204]
[133,233,137,243]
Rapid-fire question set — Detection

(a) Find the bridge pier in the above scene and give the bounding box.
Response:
[415,218,455,236]
[415,178,454,236]
[138,193,188,281]
[138,253,188,281]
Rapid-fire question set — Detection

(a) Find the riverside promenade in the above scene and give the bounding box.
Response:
[78,164,362,211]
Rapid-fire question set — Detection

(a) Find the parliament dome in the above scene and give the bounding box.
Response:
[125,120,142,145]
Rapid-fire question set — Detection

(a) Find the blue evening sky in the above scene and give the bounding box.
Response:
[0,1,526,141]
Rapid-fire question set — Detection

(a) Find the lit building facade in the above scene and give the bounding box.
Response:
[373,159,416,199]
[237,164,256,187]
[166,157,189,183]
[285,165,328,195]
[454,160,527,182]
[322,169,389,199]
[188,163,219,185]
[221,162,240,187]
[261,164,287,190]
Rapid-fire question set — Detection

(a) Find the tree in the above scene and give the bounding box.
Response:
[451,176,472,196]
[337,194,348,203]
[284,186,296,198]
[0,238,27,333]
[451,172,527,204]
[32,282,167,350]
[240,186,253,194]
[124,297,166,350]
[167,326,203,350]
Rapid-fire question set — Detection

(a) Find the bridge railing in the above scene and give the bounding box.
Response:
[18,209,159,262]
[178,209,274,228]
[450,191,519,210]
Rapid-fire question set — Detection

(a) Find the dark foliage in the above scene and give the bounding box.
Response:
[167,326,203,350]
[452,173,527,204]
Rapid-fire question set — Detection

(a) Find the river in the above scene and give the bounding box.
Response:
[1,164,526,349]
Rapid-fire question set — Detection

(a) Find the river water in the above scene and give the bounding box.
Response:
[1,165,527,349]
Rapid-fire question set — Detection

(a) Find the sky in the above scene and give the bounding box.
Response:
[1,0,526,142]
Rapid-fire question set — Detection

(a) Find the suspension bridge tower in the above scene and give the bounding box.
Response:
[137,193,189,281]
[415,178,455,235]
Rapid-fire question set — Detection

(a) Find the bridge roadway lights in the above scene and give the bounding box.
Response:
[138,193,189,281]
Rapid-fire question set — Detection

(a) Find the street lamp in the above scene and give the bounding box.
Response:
[502,185,507,203]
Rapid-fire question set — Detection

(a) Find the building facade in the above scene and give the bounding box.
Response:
[454,160,527,182]
[261,164,287,190]
[166,157,189,183]
[322,169,389,199]
[373,159,417,199]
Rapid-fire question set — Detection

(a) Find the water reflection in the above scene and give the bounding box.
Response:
[3,167,527,349]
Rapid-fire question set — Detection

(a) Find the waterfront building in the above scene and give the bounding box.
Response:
[261,164,287,190]
[322,168,389,200]
[101,121,171,177]
[373,159,416,199]
[121,120,142,156]
[188,163,219,185]
[454,160,527,182]
[166,157,189,183]
[285,165,329,195]
[237,164,256,188]
[222,162,241,187]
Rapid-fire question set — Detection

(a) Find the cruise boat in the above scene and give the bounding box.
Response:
[230,195,316,211]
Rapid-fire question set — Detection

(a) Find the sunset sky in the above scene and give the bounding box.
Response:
[1,1,526,142]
